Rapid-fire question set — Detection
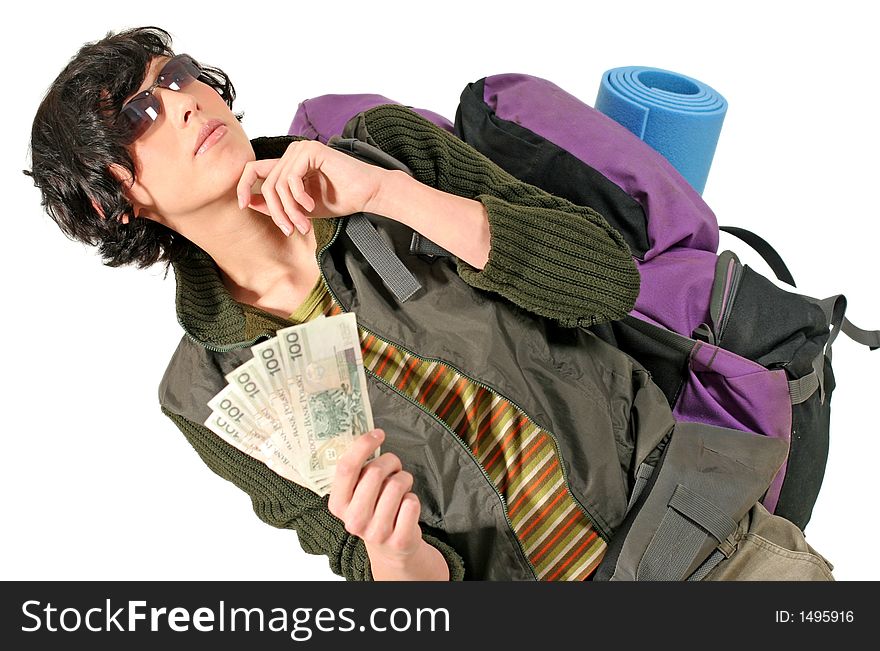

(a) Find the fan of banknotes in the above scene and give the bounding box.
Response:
[203,312,377,496]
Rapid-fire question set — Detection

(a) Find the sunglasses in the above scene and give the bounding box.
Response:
[116,54,203,142]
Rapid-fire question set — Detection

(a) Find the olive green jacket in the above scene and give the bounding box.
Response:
[158,105,663,580]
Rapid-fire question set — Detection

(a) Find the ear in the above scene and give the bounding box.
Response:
[90,196,106,219]
[103,162,148,223]
[108,162,138,192]
[90,196,131,224]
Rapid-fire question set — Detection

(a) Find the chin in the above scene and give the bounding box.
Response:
[206,160,247,196]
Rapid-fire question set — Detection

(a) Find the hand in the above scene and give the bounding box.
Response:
[327,429,449,580]
[328,429,423,563]
[236,139,388,237]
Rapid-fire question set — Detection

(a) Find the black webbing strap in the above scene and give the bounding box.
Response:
[410,232,452,258]
[719,225,796,287]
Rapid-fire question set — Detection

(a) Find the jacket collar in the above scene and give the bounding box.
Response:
[170,135,340,350]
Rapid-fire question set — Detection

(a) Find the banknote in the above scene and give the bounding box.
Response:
[250,337,308,466]
[205,312,377,496]
[206,384,306,483]
[203,406,309,486]
[224,358,283,436]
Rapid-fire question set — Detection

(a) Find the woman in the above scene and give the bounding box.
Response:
[26,26,670,581]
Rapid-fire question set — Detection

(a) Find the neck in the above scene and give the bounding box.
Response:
[159,194,320,316]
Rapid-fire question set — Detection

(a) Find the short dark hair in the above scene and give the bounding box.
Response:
[23,26,243,271]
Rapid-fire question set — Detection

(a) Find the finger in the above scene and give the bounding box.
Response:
[364,470,414,543]
[259,163,296,237]
[277,146,315,235]
[341,452,403,536]
[328,429,385,517]
[236,159,274,210]
[286,146,317,214]
[291,173,315,214]
[275,170,310,235]
[387,492,422,553]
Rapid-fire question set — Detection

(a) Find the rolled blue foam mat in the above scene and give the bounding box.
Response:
[595,66,727,194]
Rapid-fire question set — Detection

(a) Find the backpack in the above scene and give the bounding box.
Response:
[288,74,879,538]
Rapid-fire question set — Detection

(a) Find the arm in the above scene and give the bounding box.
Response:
[353,104,641,328]
[161,407,465,581]
[246,134,489,269]
[368,170,491,270]
[246,106,640,327]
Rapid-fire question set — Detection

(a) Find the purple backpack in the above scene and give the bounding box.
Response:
[289,74,878,533]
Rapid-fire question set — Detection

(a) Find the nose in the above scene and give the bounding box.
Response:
[158,87,199,129]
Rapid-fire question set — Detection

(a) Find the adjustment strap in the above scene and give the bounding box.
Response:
[687,549,728,581]
[345,214,422,302]
[788,369,820,406]
[637,484,738,581]
[410,232,452,258]
[625,462,656,515]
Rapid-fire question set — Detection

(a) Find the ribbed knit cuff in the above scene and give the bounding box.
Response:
[422,533,466,581]
[311,510,466,581]
[356,532,466,581]
[458,193,641,327]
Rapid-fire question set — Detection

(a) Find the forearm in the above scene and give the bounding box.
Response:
[352,104,641,327]
[369,169,490,270]
[366,538,451,581]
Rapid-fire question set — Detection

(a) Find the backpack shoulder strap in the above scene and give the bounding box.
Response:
[326,135,424,303]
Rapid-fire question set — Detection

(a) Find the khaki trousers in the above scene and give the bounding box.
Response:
[704,502,835,581]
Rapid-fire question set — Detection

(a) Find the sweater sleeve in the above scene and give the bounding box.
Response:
[349,104,641,328]
[161,406,466,581]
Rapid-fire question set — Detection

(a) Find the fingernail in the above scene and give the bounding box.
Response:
[237,194,245,210]
[279,223,292,237]
[370,429,384,440]
[296,221,308,236]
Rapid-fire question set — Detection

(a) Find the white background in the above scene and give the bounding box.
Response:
[3,0,877,581]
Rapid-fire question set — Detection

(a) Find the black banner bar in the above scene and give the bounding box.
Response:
[1,581,871,647]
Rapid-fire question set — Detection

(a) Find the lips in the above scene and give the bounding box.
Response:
[193,119,226,156]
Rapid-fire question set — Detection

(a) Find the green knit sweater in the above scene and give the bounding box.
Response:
[161,104,641,581]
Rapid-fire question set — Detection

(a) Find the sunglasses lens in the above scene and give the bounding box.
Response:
[158,55,201,91]
[117,92,161,141]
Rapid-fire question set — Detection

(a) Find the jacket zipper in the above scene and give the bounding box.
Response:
[362,359,539,580]
[315,219,611,570]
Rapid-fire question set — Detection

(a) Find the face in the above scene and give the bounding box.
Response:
[119,55,255,227]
